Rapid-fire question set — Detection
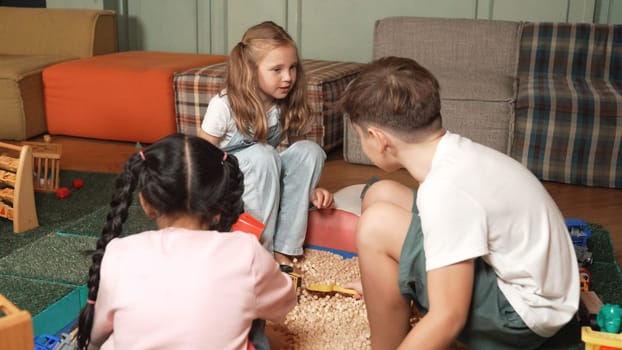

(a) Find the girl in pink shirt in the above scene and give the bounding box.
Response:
[76,133,296,350]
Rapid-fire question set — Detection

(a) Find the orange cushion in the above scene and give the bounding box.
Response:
[43,51,227,143]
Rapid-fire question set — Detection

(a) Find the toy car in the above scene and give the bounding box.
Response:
[566,218,594,266]
[566,218,592,247]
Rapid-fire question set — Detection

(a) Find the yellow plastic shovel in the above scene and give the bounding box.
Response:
[305,283,360,296]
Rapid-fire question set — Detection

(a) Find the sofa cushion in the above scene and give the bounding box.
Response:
[442,99,513,154]
[373,17,521,91]
[437,70,515,101]
[373,17,519,102]
[0,55,77,140]
[0,7,117,141]
[511,23,622,188]
[343,98,514,165]
[343,17,521,166]
[0,7,117,58]
[0,55,76,80]
[43,51,228,143]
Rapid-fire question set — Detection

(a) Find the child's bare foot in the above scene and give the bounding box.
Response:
[343,280,364,298]
[274,252,302,274]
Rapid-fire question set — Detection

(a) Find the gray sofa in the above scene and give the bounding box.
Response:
[343,17,622,189]
[344,17,521,164]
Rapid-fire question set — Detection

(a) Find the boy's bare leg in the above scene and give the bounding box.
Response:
[345,180,415,297]
[361,180,415,213]
[357,201,413,349]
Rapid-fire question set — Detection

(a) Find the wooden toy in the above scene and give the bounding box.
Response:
[0,293,34,350]
[0,142,38,233]
[22,141,62,193]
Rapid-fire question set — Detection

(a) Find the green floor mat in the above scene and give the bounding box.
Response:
[0,275,74,316]
[0,232,96,285]
[585,224,622,305]
[0,171,117,258]
[58,203,156,237]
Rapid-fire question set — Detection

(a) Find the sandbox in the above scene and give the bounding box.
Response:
[266,184,370,349]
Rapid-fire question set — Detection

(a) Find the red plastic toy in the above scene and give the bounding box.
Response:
[231,213,264,240]
[72,179,84,189]
[55,187,70,199]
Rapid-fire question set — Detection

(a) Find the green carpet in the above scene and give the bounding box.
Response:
[0,170,156,336]
[0,171,117,258]
[0,233,96,285]
[0,171,620,348]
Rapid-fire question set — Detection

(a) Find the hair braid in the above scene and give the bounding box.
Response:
[76,155,142,349]
[212,153,245,231]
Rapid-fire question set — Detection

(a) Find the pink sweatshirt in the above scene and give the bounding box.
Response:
[87,227,296,349]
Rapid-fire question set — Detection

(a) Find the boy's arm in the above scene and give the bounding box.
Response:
[398,259,474,350]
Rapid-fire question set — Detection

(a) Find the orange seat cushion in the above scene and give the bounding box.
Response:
[43,51,227,143]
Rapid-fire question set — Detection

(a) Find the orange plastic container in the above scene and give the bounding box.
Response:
[232,213,264,240]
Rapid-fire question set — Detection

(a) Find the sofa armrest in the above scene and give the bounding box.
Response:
[0,7,117,58]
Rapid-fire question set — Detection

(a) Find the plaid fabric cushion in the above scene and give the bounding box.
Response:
[173,62,228,137]
[173,59,363,151]
[511,23,622,188]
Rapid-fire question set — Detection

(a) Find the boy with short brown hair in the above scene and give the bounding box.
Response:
[339,56,579,350]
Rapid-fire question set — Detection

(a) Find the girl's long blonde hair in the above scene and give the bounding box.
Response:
[226,21,311,142]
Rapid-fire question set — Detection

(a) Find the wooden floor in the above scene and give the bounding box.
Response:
[28,136,622,268]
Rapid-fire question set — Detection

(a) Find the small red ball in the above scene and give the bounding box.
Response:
[56,187,71,199]
[72,179,84,189]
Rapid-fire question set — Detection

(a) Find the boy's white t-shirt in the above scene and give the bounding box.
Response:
[417,131,579,338]
[201,92,280,148]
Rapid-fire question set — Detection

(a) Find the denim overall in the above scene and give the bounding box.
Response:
[224,122,325,350]
[223,122,326,256]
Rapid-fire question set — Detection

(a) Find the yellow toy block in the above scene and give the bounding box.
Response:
[582,326,622,350]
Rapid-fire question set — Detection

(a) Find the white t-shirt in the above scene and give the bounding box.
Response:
[417,131,579,338]
[201,92,280,148]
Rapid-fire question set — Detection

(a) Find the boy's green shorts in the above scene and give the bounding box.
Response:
[397,191,547,350]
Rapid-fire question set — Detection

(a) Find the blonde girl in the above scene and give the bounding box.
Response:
[199,21,332,268]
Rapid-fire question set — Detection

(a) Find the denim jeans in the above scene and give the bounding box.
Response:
[224,128,326,255]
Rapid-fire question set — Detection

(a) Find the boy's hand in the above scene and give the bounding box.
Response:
[311,187,334,209]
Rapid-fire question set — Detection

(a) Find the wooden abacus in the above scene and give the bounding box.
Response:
[0,142,38,233]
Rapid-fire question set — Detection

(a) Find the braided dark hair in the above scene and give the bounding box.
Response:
[76,133,244,349]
